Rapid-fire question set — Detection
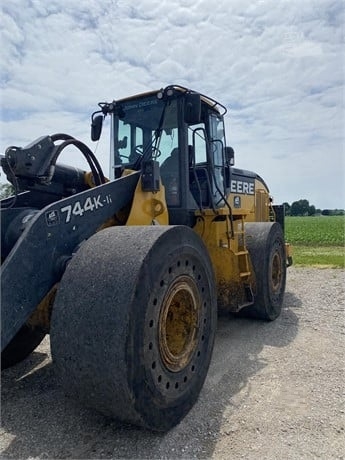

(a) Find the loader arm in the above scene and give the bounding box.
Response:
[1,171,140,350]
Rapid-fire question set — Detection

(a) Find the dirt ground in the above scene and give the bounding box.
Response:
[1,267,344,459]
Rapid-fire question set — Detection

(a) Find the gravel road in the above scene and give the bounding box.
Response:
[1,267,344,460]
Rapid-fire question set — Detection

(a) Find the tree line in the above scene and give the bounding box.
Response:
[283,199,344,217]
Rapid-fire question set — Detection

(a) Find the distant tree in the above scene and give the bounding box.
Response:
[283,202,291,216]
[322,209,345,216]
[308,205,316,216]
[291,199,310,216]
[0,183,14,199]
[334,209,345,216]
[288,201,343,217]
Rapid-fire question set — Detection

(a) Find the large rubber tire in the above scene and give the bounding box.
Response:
[241,222,286,321]
[1,324,46,370]
[50,226,217,431]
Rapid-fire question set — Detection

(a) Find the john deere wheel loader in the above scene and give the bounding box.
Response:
[1,85,292,431]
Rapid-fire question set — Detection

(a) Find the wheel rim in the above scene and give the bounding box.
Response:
[159,276,200,372]
[271,251,283,293]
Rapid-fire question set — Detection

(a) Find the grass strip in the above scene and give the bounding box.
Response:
[291,245,345,268]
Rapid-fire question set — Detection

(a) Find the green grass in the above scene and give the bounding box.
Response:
[285,216,345,268]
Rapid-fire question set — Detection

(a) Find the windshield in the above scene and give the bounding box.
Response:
[112,96,179,170]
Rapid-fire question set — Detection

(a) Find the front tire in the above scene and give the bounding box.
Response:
[50,226,217,431]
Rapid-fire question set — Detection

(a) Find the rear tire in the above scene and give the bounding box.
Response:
[240,222,286,321]
[50,226,216,431]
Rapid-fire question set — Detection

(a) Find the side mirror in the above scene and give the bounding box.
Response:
[225,146,235,166]
[91,115,103,141]
[184,93,201,124]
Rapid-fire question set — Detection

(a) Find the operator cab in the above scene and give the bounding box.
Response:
[92,85,233,225]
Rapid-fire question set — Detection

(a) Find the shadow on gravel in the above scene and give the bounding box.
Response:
[1,291,300,460]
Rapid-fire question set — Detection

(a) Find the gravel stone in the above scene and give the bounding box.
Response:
[1,267,344,459]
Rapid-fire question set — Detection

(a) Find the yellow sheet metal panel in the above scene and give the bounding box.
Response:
[126,178,169,225]
[226,177,271,223]
[193,213,255,312]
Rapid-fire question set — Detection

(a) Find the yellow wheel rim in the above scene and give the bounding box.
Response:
[159,276,200,372]
[271,252,283,292]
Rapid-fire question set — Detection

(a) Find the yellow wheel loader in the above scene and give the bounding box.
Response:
[1,85,292,431]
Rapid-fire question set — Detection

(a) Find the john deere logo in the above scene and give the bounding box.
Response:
[234,196,241,208]
[45,210,60,226]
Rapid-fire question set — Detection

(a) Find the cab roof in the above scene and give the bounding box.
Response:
[116,85,227,116]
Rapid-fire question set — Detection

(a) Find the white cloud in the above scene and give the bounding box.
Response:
[0,0,344,209]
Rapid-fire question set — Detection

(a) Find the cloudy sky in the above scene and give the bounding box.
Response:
[1,0,344,209]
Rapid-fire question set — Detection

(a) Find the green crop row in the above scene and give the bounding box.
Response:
[284,216,344,268]
[285,215,345,246]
